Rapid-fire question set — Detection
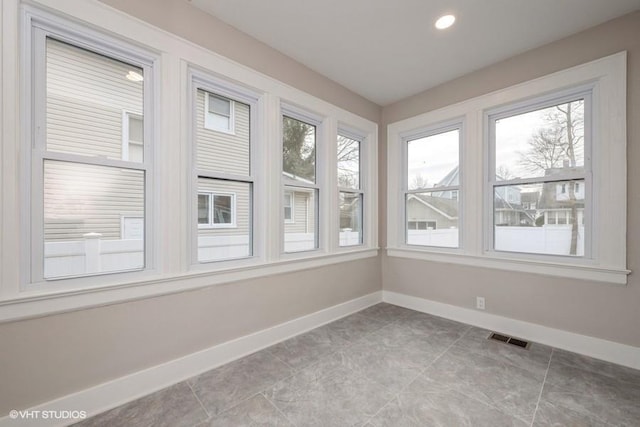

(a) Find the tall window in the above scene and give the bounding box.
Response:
[405,126,461,248]
[338,133,363,246]
[33,35,152,281]
[282,114,318,252]
[490,94,589,257]
[194,84,252,262]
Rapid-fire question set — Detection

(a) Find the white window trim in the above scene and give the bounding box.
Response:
[387,52,628,284]
[284,191,294,223]
[21,6,158,289]
[0,0,377,322]
[197,191,237,229]
[203,91,235,134]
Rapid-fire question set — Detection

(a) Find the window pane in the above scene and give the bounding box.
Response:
[283,116,316,183]
[198,194,209,224]
[46,38,144,162]
[493,180,585,256]
[197,178,251,262]
[406,192,458,248]
[337,135,360,189]
[284,193,293,222]
[209,94,231,116]
[213,195,233,224]
[339,192,362,246]
[407,129,459,190]
[43,160,145,279]
[284,186,317,252]
[495,100,585,181]
[197,89,249,175]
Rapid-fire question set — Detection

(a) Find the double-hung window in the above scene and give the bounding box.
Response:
[387,53,627,283]
[488,92,590,257]
[191,74,255,263]
[404,124,461,248]
[282,112,320,253]
[26,17,155,284]
[337,132,364,246]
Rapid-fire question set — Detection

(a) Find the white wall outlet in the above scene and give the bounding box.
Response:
[476,296,485,310]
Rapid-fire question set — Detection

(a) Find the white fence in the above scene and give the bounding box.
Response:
[44,230,363,277]
[406,226,584,256]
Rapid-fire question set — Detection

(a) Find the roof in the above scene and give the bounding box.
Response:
[407,194,458,219]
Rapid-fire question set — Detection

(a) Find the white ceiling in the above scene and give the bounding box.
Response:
[190,0,640,106]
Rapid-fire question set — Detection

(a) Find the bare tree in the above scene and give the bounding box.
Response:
[337,135,359,188]
[496,165,514,180]
[410,173,429,190]
[519,100,584,255]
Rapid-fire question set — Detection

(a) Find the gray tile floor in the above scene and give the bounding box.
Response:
[75,303,640,427]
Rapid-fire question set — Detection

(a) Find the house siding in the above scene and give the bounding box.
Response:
[196,90,250,176]
[406,199,457,229]
[44,38,145,242]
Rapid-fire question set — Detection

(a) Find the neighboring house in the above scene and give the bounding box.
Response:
[44,39,144,242]
[406,194,457,230]
[281,172,315,234]
[537,166,585,226]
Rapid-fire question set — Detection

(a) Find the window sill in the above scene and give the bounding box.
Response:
[386,247,629,285]
[0,248,378,323]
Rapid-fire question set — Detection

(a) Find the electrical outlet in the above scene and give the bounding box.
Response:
[476,296,485,310]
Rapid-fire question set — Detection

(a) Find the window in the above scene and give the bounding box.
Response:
[490,95,588,257]
[405,125,461,248]
[387,53,626,283]
[29,31,153,282]
[204,92,234,133]
[338,133,363,246]
[282,113,319,253]
[284,192,294,223]
[193,79,253,263]
[197,193,236,228]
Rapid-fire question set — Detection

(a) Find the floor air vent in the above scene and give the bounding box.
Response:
[488,332,530,349]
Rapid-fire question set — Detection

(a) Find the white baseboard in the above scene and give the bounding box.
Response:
[0,291,383,427]
[383,290,640,370]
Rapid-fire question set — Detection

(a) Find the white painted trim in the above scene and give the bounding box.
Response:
[387,248,629,284]
[0,291,383,427]
[387,52,627,283]
[0,248,378,323]
[383,291,640,370]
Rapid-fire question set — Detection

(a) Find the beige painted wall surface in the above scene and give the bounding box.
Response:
[98,0,381,123]
[0,0,382,416]
[0,257,380,414]
[381,11,640,347]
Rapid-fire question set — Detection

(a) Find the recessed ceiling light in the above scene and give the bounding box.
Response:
[126,71,144,82]
[435,14,456,30]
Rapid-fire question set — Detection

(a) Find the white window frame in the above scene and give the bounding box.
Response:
[337,128,365,247]
[401,120,463,250]
[197,191,237,229]
[281,106,323,254]
[20,6,157,291]
[486,88,592,258]
[204,92,235,134]
[0,2,377,322]
[189,68,259,266]
[387,52,628,284]
[284,191,294,223]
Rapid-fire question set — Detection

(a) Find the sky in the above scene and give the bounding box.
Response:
[407,101,585,191]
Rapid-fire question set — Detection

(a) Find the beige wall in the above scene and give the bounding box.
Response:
[0,257,380,414]
[381,11,640,348]
[0,0,382,416]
